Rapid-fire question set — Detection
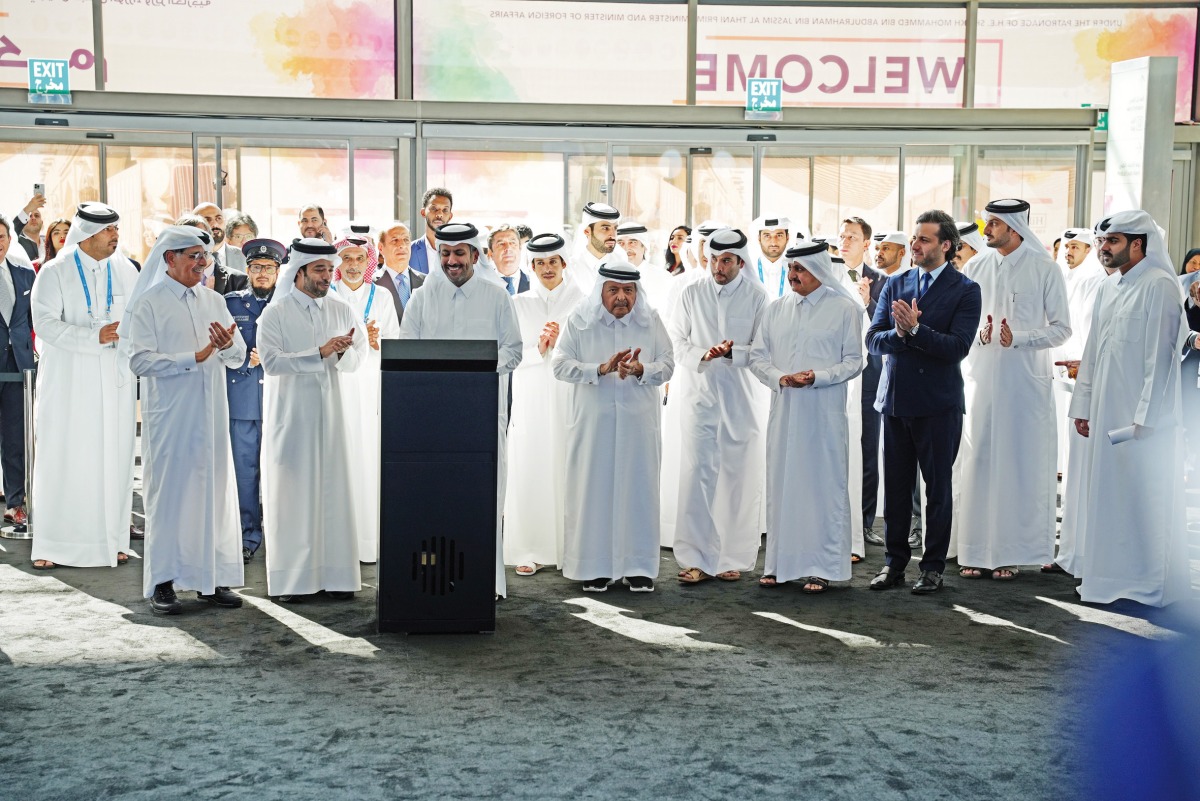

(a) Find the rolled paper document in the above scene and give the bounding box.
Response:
[1107,425,1137,445]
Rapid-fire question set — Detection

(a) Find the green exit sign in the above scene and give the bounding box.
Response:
[28,59,70,95]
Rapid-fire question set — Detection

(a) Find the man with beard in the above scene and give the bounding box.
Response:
[224,238,285,564]
[258,239,366,602]
[751,215,791,301]
[572,202,621,292]
[375,221,424,322]
[176,213,247,295]
[409,188,454,275]
[954,221,987,271]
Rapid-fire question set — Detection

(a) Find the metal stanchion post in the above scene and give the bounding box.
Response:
[1,369,34,540]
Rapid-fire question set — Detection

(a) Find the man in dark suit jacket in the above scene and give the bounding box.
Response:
[408,188,454,275]
[859,258,888,542]
[865,210,981,594]
[376,222,426,325]
[0,217,38,523]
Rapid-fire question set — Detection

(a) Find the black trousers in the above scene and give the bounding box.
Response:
[881,412,962,574]
[0,351,26,508]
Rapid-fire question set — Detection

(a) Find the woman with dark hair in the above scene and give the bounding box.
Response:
[664,225,691,275]
[1181,247,1200,275]
[39,218,71,269]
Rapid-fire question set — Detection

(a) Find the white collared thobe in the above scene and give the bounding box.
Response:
[669,272,768,575]
[125,278,247,596]
[553,304,674,581]
[749,286,864,584]
[1067,262,1190,606]
[30,249,139,567]
[258,291,367,596]
[399,273,522,596]
[332,279,401,563]
[955,242,1071,569]
[503,278,585,568]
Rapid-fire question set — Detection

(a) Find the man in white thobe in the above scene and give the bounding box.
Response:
[954,221,987,271]
[1050,228,1101,476]
[399,222,522,599]
[503,233,584,576]
[331,235,400,564]
[954,199,1071,581]
[831,249,870,563]
[572,202,621,293]
[258,238,367,602]
[1068,210,1190,607]
[1048,226,1112,576]
[659,220,727,548]
[29,203,139,570]
[123,226,247,614]
[749,240,865,591]
[616,220,674,312]
[670,227,768,583]
[751,215,792,302]
[553,258,674,592]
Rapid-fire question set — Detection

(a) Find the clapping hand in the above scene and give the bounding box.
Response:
[999,318,1013,348]
[538,321,561,355]
[367,319,380,350]
[320,328,355,359]
[599,348,632,377]
[703,340,733,361]
[892,297,921,335]
[618,348,644,380]
[980,314,993,345]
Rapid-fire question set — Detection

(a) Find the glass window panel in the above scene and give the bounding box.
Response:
[413,0,687,104]
[810,154,899,238]
[696,5,967,109]
[902,146,968,233]
[1090,165,1107,231]
[353,148,399,227]
[105,145,202,263]
[0,141,101,262]
[102,2,396,99]
[223,142,350,244]
[691,148,753,229]
[974,8,1197,122]
[975,146,1078,251]
[1,1,95,91]
[425,148,566,235]
[612,146,688,265]
[759,154,812,235]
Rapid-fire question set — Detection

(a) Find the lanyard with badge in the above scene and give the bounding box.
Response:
[75,250,114,347]
[362,283,376,324]
[757,258,785,297]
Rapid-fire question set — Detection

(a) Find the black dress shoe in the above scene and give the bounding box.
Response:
[908,529,922,550]
[869,566,906,590]
[276,594,305,604]
[150,582,182,615]
[864,529,886,547]
[242,547,253,565]
[325,590,354,601]
[911,570,943,594]
[197,587,243,608]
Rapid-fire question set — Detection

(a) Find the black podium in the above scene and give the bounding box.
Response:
[377,339,499,634]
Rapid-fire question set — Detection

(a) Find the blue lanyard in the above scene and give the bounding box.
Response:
[362,283,375,324]
[758,258,785,297]
[74,250,113,319]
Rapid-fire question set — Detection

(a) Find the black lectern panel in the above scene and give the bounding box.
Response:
[378,340,499,634]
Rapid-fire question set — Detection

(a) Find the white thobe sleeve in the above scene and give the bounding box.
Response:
[335,314,367,374]
[1011,268,1072,350]
[729,293,767,369]
[212,301,247,369]
[636,314,674,387]
[1134,281,1183,428]
[1068,294,1103,421]
[748,314,787,393]
[126,303,201,377]
[667,290,711,374]
[551,321,600,386]
[258,308,324,376]
[811,305,865,388]
[31,269,105,355]
[496,296,523,375]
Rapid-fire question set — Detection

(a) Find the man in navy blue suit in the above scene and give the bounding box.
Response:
[408,188,454,275]
[865,210,981,594]
[0,216,37,525]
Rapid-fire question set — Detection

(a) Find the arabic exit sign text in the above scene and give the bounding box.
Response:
[28,59,70,95]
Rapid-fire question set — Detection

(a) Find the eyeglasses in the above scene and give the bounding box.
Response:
[247,265,278,274]
[177,251,210,264]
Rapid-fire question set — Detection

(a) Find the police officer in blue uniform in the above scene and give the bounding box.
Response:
[225,238,285,564]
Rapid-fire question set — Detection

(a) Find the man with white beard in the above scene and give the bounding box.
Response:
[257,239,367,602]
[504,233,584,576]
[670,228,768,584]
[29,203,139,571]
[749,240,865,591]
[331,234,400,563]
[399,222,522,599]
[955,199,1070,582]
[553,258,674,592]
[1068,210,1190,606]
[123,225,247,614]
